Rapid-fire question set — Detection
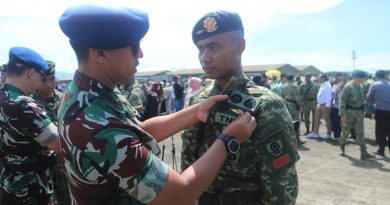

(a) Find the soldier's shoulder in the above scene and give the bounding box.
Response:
[189,82,214,104]
[247,83,284,102]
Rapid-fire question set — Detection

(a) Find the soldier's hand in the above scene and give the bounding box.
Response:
[222,111,257,143]
[197,95,228,122]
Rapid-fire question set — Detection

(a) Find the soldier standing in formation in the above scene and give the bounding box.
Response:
[31,60,70,205]
[181,10,299,204]
[0,47,60,204]
[57,4,255,205]
[281,74,305,145]
[299,73,320,135]
[339,70,374,160]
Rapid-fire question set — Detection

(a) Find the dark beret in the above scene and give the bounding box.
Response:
[352,70,367,78]
[45,60,55,76]
[192,10,244,44]
[59,4,149,50]
[375,70,386,79]
[286,74,295,80]
[7,47,48,72]
[304,72,312,77]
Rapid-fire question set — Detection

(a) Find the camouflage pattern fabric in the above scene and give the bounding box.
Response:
[339,82,366,145]
[125,85,147,119]
[32,90,70,205]
[0,84,58,204]
[57,71,169,205]
[32,90,62,125]
[181,77,299,205]
[299,81,320,132]
[281,81,303,137]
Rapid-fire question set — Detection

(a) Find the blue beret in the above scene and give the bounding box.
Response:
[59,4,149,50]
[7,47,48,72]
[192,10,244,44]
[352,70,367,78]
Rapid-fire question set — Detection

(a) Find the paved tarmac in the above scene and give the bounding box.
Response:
[158,117,390,205]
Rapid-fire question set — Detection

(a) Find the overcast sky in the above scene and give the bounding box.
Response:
[1,0,389,74]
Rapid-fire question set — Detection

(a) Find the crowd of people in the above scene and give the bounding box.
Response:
[0,3,389,205]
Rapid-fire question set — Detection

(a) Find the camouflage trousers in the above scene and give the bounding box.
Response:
[51,163,71,205]
[340,110,365,145]
[286,101,300,137]
[303,100,317,132]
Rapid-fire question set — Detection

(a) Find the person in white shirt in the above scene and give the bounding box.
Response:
[308,74,333,140]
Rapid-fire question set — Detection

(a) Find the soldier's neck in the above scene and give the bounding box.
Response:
[216,71,245,90]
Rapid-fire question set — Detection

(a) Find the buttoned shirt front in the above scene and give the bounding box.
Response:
[317,81,333,107]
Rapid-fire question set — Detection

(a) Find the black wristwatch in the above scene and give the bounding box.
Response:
[218,133,240,154]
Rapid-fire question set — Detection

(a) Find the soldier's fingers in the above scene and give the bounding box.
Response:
[208,95,228,103]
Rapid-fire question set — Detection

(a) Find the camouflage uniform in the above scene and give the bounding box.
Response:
[181,77,299,205]
[125,85,147,120]
[0,84,58,204]
[339,82,373,159]
[32,90,70,205]
[57,71,169,205]
[299,81,320,133]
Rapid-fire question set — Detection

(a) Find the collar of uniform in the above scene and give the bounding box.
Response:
[73,71,123,111]
[218,75,250,95]
[4,83,26,96]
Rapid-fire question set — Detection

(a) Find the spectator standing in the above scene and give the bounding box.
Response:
[367,70,390,156]
[173,75,184,111]
[307,74,333,140]
[330,77,347,139]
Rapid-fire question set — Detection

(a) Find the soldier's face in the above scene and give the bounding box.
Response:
[196,31,245,81]
[37,75,56,99]
[109,46,143,85]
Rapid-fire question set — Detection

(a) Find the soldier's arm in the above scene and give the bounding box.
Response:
[17,99,60,153]
[150,112,256,205]
[255,98,299,204]
[339,86,350,116]
[293,86,304,106]
[141,95,226,142]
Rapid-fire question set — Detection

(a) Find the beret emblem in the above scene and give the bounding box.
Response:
[196,17,218,35]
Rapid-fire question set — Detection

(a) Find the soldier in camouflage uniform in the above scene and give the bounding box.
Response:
[57,5,255,205]
[339,70,375,160]
[32,61,70,205]
[299,73,320,135]
[0,47,60,204]
[125,83,148,120]
[281,74,305,145]
[182,11,299,205]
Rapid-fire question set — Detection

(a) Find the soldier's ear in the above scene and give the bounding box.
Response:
[90,48,107,63]
[237,38,245,54]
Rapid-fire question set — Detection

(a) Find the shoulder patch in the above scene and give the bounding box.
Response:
[266,139,283,156]
[227,90,259,113]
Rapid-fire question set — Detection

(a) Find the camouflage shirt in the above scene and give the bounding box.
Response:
[0,84,58,197]
[126,86,147,119]
[298,81,320,100]
[339,82,365,116]
[181,77,299,204]
[32,89,62,125]
[281,81,303,106]
[57,71,169,205]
